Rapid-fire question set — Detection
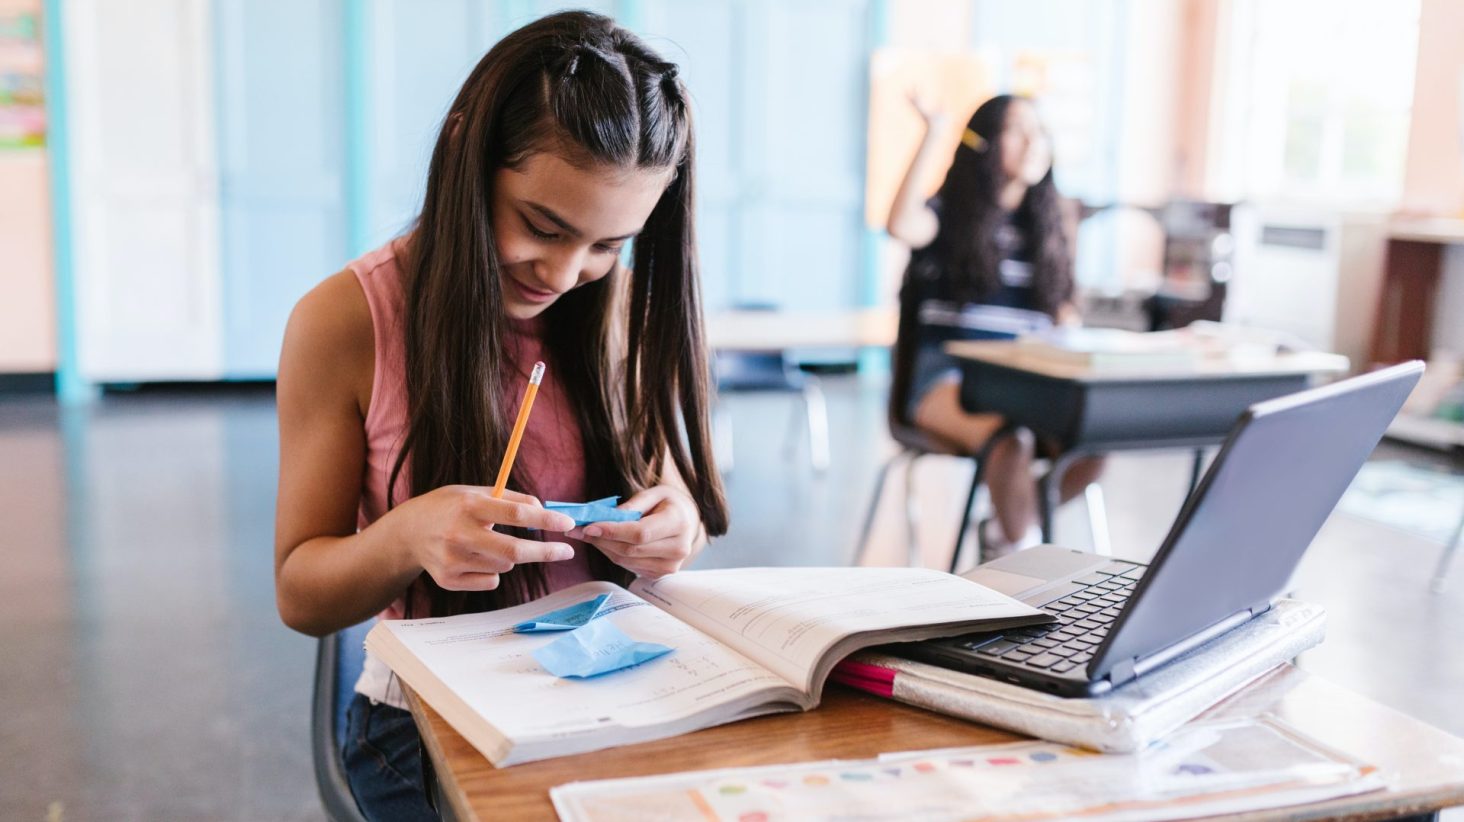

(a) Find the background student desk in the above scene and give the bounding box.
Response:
[406,665,1464,821]
[946,341,1352,546]
[704,307,898,351]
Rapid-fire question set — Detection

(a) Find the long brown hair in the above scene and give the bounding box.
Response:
[927,94,1073,317]
[389,11,728,617]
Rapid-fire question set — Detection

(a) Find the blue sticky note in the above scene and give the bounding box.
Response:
[532,618,673,679]
[544,496,643,527]
[513,594,611,633]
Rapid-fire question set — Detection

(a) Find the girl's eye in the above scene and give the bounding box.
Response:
[593,243,623,255]
[524,219,558,240]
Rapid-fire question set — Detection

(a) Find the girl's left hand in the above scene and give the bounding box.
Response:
[567,484,706,578]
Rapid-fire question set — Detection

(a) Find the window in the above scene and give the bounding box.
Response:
[1214,0,1420,206]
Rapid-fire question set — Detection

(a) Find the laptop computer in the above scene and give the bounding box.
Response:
[894,360,1424,698]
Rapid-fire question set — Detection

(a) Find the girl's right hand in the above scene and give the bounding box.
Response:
[393,485,577,591]
[907,90,949,132]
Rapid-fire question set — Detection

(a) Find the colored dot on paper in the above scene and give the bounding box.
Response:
[719,784,746,795]
[1030,752,1058,762]
[760,780,787,790]
[803,774,830,786]
[840,771,873,781]
[913,762,936,773]
[950,759,975,767]
[987,757,1020,766]
[739,813,769,822]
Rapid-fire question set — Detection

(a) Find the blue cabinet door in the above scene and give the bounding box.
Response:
[215,0,349,378]
[637,0,870,312]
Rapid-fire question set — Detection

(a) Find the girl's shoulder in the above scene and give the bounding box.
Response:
[281,268,375,419]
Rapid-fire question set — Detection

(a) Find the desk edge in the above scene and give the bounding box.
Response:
[406,686,477,822]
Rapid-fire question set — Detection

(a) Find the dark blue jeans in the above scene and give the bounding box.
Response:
[343,693,439,822]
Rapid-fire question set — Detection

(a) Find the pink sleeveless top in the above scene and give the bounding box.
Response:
[349,239,596,705]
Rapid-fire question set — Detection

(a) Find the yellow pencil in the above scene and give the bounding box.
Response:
[492,361,545,499]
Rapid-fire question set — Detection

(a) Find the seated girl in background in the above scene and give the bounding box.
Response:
[273,12,728,820]
[887,93,1104,556]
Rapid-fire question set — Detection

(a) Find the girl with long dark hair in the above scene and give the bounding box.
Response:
[888,93,1103,556]
[273,12,728,819]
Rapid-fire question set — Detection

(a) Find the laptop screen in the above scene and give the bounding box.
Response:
[1089,362,1423,681]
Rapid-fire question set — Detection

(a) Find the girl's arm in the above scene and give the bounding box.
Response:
[273,272,575,636]
[887,93,948,250]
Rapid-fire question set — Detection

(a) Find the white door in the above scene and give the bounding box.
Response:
[64,0,222,381]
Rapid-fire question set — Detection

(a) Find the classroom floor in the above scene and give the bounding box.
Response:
[3,377,1461,821]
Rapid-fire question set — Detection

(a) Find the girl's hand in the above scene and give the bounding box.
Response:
[567,485,706,579]
[907,90,949,132]
[393,486,577,591]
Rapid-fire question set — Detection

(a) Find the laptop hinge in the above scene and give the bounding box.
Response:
[1248,600,1275,619]
[1109,656,1138,686]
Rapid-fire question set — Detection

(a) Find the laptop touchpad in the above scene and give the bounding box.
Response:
[964,567,1048,598]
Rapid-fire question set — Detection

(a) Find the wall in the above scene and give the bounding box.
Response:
[0,0,55,373]
[1400,0,1464,216]
[0,151,55,371]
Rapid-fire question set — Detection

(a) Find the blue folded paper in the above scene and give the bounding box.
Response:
[544,496,643,527]
[512,593,611,633]
[532,618,673,679]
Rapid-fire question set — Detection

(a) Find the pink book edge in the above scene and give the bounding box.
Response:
[830,659,896,697]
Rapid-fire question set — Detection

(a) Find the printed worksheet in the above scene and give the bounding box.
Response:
[551,716,1382,822]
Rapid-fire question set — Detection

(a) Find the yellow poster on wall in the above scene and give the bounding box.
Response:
[865,48,994,228]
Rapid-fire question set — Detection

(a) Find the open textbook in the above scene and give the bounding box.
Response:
[365,567,1048,766]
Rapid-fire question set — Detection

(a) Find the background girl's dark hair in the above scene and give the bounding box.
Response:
[889,94,1074,427]
[928,94,1073,316]
[390,10,729,617]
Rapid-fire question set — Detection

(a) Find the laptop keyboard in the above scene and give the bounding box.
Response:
[956,561,1144,675]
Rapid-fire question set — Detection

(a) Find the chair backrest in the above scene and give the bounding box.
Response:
[885,267,969,455]
[312,621,373,822]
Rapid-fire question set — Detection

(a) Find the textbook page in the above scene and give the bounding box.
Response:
[367,581,803,765]
[631,567,1046,693]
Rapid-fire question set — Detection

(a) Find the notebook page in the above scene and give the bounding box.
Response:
[632,567,1045,691]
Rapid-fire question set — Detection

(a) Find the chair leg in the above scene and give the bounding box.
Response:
[1431,504,1464,593]
[852,450,905,566]
[903,454,923,567]
[1037,460,1066,544]
[1085,482,1112,556]
[802,377,830,473]
[949,457,990,574]
[1187,448,1206,501]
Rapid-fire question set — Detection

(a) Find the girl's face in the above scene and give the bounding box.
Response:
[997,100,1052,187]
[492,151,674,319]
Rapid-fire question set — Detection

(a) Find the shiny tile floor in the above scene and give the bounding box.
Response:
[2,378,1461,821]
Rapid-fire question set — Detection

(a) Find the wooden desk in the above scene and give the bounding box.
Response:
[705,307,897,352]
[408,665,1464,821]
[945,341,1349,541]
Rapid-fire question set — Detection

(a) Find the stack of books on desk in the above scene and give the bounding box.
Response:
[831,598,1327,753]
[1016,327,1202,369]
[1016,322,1317,371]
